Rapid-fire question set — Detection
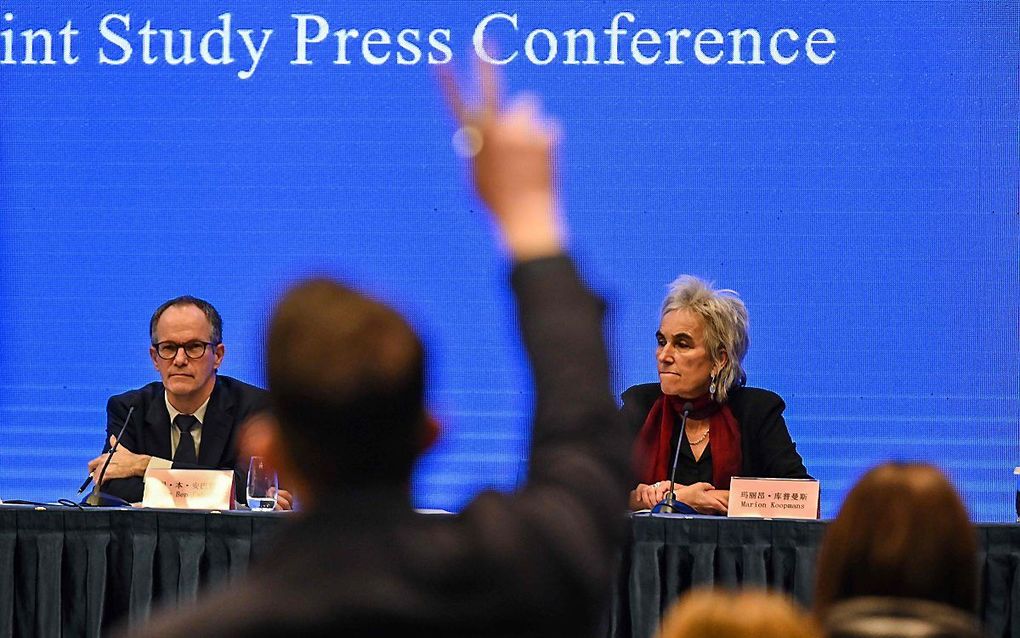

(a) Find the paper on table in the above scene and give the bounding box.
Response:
[142,468,235,510]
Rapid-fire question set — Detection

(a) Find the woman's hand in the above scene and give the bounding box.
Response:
[630,482,729,514]
[675,483,728,515]
[706,489,729,512]
[629,481,672,510]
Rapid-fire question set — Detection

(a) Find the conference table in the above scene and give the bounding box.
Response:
[0,505,1016,637]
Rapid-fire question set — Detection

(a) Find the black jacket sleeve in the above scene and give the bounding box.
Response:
[99,392,146,504]
[451,255,631,634]
[738,390,811,480]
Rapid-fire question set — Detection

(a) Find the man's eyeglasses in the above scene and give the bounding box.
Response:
[153,341,217,360]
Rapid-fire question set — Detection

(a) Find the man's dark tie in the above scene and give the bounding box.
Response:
[173,414,199,465]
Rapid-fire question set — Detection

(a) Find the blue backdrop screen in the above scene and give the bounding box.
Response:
[0,1,1016,520]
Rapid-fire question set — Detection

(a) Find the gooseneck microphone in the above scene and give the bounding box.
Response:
[79,406,135,504]
[652,401,693,514]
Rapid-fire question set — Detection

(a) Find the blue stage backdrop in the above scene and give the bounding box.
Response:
[0,2,1016,520]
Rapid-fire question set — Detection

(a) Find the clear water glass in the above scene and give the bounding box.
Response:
[1014,467,1019,522]
[247,456,278,511]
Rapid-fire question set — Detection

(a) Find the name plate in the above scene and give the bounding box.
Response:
[142,469,235,510]
[727,477,820,520]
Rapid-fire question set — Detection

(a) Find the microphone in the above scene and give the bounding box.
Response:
[652,401,694,514]
[79,406,135,503]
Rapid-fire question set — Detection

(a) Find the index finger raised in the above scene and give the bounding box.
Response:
[476,53,502,118]
[437,65,469,125]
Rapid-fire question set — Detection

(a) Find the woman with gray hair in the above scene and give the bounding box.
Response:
[623,276,810,513]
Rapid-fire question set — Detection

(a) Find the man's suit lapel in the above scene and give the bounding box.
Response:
[144,391,173,461]
[198,378,234,467]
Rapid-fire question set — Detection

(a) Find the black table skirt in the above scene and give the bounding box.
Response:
[0,506,286,637]
[1,506,1016,637]
[610,513,1020,638]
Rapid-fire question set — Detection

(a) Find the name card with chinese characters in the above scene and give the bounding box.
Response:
[142,469,235,510]
[727,477,820,520]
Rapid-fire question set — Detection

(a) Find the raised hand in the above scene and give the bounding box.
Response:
[440,59,564,261]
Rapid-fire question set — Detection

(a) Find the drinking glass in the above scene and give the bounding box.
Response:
[247,456,278,511]
[1014,467,1019,522]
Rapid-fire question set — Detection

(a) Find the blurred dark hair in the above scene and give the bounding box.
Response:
[150,295,223,344]
[814,462,978,616]
[267,278,426,494]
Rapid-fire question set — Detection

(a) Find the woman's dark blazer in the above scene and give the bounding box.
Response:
[621,383,811,482]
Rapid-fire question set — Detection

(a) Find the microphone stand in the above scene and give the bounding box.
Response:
[653,402,693,514]
[81,406,134,506]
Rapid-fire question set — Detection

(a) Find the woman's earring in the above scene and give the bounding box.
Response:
[709,371,717,396]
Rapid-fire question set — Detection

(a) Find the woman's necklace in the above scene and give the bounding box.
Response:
[686,427,710,446]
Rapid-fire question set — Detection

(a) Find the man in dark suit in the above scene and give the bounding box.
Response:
[87,296,291,508]
[127,69,630,636]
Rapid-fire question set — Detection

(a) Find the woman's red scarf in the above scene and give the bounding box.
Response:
[634,393,742,490]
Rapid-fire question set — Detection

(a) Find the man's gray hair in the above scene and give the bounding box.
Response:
[149,296,223,345]
[661,276,749,403]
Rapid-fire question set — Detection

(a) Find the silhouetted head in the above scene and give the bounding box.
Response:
[814,462,978,616]
[265,278,431,500]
